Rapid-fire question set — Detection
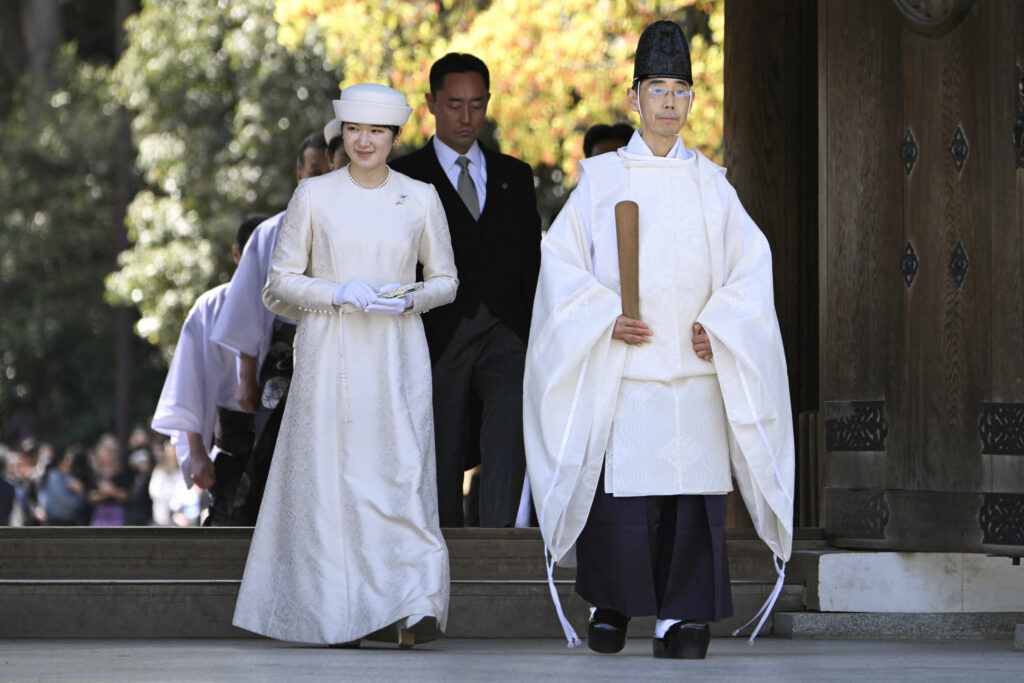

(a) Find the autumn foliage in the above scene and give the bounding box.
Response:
[274,0,724,177]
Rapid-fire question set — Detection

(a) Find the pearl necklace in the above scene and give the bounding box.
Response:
[346,165,390,190]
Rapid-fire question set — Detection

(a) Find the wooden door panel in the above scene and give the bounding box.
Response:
[823,0,1024,552]
[821,0,904,494]
[901,8,986,492]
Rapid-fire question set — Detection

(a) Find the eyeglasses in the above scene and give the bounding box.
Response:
[645,85,693,100]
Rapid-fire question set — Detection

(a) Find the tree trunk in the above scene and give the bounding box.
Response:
[113,0,139,459]
[19,0,63,93]
[0,1,28,82]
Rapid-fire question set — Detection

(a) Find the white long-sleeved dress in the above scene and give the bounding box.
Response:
[232,166,458,644]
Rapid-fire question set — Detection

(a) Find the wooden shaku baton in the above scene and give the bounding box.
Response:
[615,200,640,320]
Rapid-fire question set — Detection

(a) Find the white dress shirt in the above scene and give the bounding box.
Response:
[432,136,488,211]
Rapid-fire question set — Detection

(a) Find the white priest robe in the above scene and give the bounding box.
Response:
[524,133,795,573]
[152,283,239,486]
[232,167,457,644]
[209,212,296,366]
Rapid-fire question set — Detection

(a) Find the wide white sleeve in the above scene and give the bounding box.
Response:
[153,303,214,489]
[152,304,208,438]
[263,181,340,315]
[524,188,627,564]
[169,431,193,488]
[697,171,795,563]
[409,184,458,314]
[210,218,279,358]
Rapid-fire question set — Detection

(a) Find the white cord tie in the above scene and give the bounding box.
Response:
[537,356,590,648]
[337,311,352,423]
[732,555,786,643]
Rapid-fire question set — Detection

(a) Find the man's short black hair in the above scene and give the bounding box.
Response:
[328,134,345,157]
[429,53,490,95]
[583,123,634,158]
[296,131,328,171]
[236,214,268,252]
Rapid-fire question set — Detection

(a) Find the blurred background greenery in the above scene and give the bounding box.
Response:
[0,0,723,454]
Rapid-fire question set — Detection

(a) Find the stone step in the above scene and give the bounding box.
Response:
[0,527,252,581]
[0,578,803,639]
[0,527,822,583]
[798,550,1024,613]
[0,527,815,639]
[446,528,822,583]
[774,612,1024,640]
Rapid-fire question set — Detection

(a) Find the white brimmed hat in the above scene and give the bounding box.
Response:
[332,83,412,127]
[324,118,342,145]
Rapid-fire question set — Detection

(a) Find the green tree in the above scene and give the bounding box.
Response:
[106,0,724,360]
[106,0,345,355]
[0,45,163,449]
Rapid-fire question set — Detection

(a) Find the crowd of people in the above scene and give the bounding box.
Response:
[3,20,795,662]
[0,428,203,528]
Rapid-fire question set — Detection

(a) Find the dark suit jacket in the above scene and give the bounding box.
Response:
[391,139,541,361]
[0,478,15,526]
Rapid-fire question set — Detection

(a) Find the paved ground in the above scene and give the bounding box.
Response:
[0,637,1021,682]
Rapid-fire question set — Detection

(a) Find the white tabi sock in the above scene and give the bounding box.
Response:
[654,618,681,639]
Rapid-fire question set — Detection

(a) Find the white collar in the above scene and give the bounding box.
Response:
[625,130,693,160]
[432,136,485,170]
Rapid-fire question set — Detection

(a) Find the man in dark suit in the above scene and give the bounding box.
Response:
[0,474,14,525]
[391,53,541,527]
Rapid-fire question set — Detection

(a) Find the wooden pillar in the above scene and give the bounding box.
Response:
[723,0,820,525]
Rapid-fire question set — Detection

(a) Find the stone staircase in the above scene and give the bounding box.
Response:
[0,527,825,639]
[773,549,1024,640]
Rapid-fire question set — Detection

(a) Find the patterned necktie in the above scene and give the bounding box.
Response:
[455,156,481,220]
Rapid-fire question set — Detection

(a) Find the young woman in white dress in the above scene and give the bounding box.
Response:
[233,84,458,648]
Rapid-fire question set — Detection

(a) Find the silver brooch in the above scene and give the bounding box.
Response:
[396,194,408,205]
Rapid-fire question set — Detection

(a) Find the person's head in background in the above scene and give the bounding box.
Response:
[323,119,352,171]
[232,214,268,264]
[425,53,490,155]
[296,131,329,181]
[583,123,634,158]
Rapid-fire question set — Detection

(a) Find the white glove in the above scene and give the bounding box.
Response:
[365,294,411,315]
[364,282,411,315]
[333,278,376,311]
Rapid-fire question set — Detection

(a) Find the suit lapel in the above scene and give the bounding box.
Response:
[414,140,451,192]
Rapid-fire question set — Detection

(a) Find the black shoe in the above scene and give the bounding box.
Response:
[652,621,710,659]
[587,608,629,654]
